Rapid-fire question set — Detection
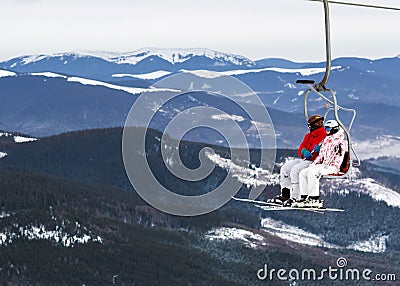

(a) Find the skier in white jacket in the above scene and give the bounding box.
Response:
[293,120,347,208]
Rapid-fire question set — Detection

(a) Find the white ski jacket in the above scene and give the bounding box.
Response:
[313,129,347,172]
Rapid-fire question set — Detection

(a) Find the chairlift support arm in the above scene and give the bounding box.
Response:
[318,0,331,91]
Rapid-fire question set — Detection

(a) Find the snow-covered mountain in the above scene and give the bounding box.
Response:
[1,48,400,146]
[85,48,255,67]
[12,48,255,67]
[1,48,256,78]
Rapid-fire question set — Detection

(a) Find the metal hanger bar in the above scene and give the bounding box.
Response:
[318,0,331,89]
[308,0,400,11]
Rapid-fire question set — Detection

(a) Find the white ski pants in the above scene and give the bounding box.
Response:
[280,159,312,200]
[299,164,337,197]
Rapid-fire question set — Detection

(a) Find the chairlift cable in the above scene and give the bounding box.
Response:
[307,0,400,11]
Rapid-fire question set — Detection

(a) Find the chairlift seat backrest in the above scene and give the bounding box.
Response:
[327,151,350,176]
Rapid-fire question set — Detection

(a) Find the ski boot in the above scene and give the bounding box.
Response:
[267,195,289,205]
[292,197,324,209]
[266,188,290,205]
[283,198,297,207]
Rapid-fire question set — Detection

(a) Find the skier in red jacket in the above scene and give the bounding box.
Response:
[267,115,326,205]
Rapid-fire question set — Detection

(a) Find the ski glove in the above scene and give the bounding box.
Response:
[313,144,321,153]
[301,148,312,159]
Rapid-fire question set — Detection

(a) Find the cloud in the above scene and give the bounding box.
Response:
[0,0,399,61]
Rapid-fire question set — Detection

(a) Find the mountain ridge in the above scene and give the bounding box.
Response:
[2,48,399,75]
[1,48,399,146]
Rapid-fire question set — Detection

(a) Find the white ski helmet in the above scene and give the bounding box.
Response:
[324,119,340,134]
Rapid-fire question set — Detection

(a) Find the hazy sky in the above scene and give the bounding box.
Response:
[0,0,399,62]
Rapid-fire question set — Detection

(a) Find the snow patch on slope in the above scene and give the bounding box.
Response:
[261,217,387,253]
[0,207,102,248]
[0,70,17,78]
[20,54,48,65]
[180,66,341,79]
[206,222,387,253]
[30,72,67,78]
[0,132,37,144]
[348,234,388,253]
[112,70,172,80]
[206,227,265,248]
[25,71,179,95]
[206,151,279,188]
[0,222,102,248]
[67,77,148,95]
[326,168,400,208]
[14,136,38,143]
[211,114,245,122]
[262,218,337,248]
[355,135,400,160]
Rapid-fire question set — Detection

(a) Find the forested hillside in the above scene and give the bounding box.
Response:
[0,128,399,285]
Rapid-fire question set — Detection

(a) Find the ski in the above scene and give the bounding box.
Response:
[255,204,324,213]
[255,204,344,213]
[232,196,344,213]
[231,196,282,207]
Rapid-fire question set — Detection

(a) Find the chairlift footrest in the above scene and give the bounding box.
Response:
[296,79,315,84]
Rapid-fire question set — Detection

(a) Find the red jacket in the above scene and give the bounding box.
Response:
[297,126,327,161]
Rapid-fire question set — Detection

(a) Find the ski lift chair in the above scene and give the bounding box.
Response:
[297,79,360,178]
[295,0,360,178]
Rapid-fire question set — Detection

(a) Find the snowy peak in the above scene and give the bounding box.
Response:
[17,53,88,66]
[110,48,256,66]
[6,48,256,68]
